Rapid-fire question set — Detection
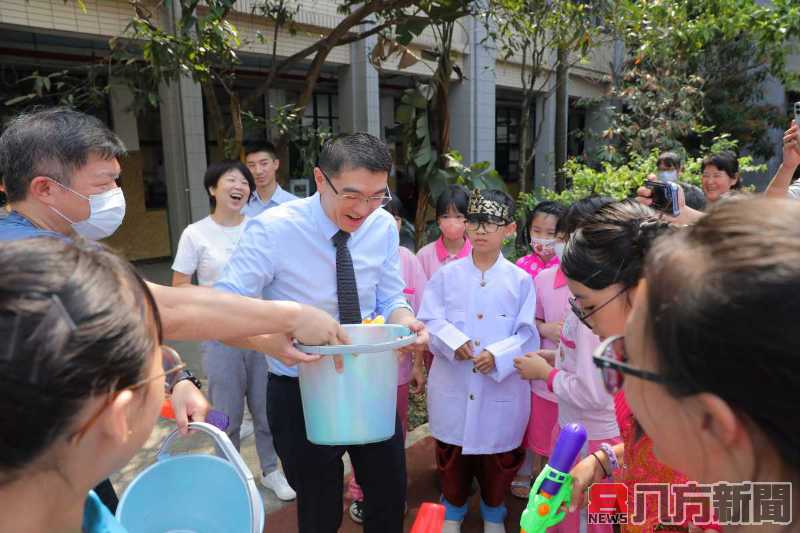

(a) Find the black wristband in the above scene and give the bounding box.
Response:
[591,451,610,478]
[171,370,202,392]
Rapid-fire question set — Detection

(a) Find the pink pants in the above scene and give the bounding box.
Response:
[548,424,622,533]
[347,383,409,501]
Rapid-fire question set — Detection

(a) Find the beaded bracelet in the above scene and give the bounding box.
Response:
[600,442,620,472]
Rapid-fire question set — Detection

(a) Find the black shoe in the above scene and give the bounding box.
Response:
[349,500,365,524]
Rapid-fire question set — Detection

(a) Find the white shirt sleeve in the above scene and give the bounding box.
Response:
[171,225,200,276]
[418,268,471,361]
[486,273,540,382]
[787,180,800,200]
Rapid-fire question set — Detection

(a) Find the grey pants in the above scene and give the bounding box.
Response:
[202,341,278,475]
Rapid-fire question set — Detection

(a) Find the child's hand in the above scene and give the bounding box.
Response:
[567,454,606,512]
[538,320,564,344]
[538,349,557,365]
[409,361,427,394]
[455,341,474,361]
[513,351,553,380]
[473,350,496,373]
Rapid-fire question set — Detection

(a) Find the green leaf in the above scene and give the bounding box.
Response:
[413,144,432,167]
[5,94,34,106]
[396,104,413,125]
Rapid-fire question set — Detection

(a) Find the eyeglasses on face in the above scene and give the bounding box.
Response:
[71,345,187,441]
[465,219,508,234]
[592,335,669,394]
[320,168,392,207]
[568,288,628,329]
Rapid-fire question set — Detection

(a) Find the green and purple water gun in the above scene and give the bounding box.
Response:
[520,423,588,533]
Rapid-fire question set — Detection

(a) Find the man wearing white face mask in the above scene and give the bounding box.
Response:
[0,107,349,512]
[654,151,683,183]
[46,179,126,240]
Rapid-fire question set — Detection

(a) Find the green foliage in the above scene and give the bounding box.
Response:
[600,0,800,163]
[486,0,613,190]
[395,84,506,246]
[517,134,766,228]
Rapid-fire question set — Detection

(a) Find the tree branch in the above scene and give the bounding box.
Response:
[242,0,417,111]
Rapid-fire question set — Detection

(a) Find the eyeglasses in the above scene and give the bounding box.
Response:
[71,345,187,441]
[465,219,508,234]
[569,288,627,329]
[592,335,669,394]
[320,168,392,207]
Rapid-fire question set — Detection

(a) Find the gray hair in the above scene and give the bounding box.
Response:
[318,132,392,177]
[0,107,126,202]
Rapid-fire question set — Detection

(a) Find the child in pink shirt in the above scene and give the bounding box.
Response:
[346,197,427,523]
[417,185,471,280]
[515,201,565,279]
[514,197,620,533]
[512,201,567,497]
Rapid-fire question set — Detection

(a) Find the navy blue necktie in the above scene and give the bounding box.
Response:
[332,230,361,324]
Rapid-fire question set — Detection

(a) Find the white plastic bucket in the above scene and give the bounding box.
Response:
[296,324,415,445]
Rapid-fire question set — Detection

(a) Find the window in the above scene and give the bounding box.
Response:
[495,106,522,182]
[567,97,587,159]
[289,92,339,184]
[302,93,339,132]
[136,106,167,210]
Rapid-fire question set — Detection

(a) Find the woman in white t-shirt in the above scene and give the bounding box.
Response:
[171,160,296,501]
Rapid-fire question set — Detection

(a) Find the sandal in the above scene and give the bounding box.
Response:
[510,476,531,499]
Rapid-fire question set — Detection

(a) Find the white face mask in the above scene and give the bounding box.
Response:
[49,180,126,240]
[554,242,566,260]
[531,237,556,253]
[657,170,678,183]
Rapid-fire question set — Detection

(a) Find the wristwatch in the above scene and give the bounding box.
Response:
[170,370,202,392]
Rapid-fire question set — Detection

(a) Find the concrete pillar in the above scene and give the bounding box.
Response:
[449,13,496,166]
[534,88,556,190]
[338,27,381,136]
[159,75,209,250]
[109,83,139,151]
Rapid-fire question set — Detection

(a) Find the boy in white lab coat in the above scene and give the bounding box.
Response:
[418,189,540,533]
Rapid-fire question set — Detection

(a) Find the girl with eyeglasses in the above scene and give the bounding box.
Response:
[612,197,799,533]
[522,200,717,532]
[0,238,173,532]
[514,200,625,533]
[513,197,612,500]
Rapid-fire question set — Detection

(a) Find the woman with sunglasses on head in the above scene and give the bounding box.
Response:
[612,197,799,533]
[0,237,180,532]
[520,201,717,532]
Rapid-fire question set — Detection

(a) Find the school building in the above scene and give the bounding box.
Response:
[1,1,795,261]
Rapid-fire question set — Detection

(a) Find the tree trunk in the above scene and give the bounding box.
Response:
[554,46,569,192]
[519,91,534,192]
[229,92,244,159]
[414,187,430,250]
[202,82,227,162]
